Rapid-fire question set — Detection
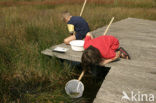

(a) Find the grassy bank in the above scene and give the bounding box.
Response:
[0,0,156,102]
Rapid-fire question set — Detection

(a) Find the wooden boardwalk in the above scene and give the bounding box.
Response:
[41,18,156,103]
[93,18,156,103]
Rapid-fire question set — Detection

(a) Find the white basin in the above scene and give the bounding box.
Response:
[69,40,84,51]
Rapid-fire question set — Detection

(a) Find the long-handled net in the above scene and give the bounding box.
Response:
[65,70,85,98]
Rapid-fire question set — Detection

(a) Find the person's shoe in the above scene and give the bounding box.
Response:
[119,47,131,60]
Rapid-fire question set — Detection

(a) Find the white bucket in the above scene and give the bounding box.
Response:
[69,40,84,51]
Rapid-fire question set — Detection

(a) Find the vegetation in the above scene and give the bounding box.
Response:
[0,0,156,102]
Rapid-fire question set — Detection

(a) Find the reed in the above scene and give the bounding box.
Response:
[0,0,155,102]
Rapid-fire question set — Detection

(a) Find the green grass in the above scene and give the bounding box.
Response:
[0,0,156,102]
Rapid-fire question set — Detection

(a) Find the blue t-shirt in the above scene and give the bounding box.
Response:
[67,16,90,40]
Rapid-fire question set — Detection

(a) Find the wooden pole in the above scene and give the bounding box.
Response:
[78,70,85,81]
[103,17,114,35]
[78,0,88,81]
[80,0,87,16]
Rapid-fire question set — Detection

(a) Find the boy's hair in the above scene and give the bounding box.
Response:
[81,46,102,70]
[62,11,71,20]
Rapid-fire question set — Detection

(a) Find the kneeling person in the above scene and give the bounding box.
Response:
[81,32,130,69]
[62,11,90,44]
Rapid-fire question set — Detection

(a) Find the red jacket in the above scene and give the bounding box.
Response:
[84,35,119,59]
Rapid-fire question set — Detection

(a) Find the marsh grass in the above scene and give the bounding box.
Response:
[0,0,156,102]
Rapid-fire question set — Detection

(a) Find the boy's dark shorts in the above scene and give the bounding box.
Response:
[75,33,86,40]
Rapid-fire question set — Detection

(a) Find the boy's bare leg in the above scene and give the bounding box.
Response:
[64,35,76,44]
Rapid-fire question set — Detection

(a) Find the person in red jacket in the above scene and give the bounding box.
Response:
[81,32,130,68]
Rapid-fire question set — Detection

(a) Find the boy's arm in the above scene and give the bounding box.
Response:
[100,59,113,66]
[100,51,120,66]
[84,32,93,48]
[86,32,94,39]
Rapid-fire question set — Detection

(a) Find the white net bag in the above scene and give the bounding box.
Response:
[65,79,84,98]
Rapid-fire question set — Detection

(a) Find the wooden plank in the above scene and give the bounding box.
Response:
[41,43,82,62]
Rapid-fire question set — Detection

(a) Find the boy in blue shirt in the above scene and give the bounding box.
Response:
[62,11,90,44]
